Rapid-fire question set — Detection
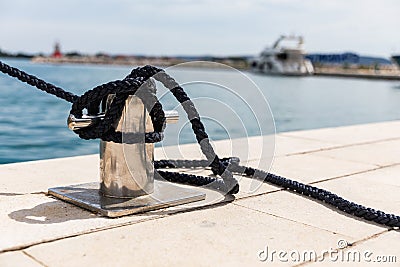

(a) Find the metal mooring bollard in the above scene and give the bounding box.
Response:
[49,91,206,217]
[100,94,155,198]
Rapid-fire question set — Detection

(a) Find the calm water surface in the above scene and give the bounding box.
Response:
[0,58,399,164]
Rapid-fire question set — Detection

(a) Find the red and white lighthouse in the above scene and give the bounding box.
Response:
[52,42,62,58]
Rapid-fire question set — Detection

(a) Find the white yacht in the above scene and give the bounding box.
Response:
[250,35,314,76]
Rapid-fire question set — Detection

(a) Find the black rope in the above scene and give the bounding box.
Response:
[0,61,78,103]
[0,60,399,227]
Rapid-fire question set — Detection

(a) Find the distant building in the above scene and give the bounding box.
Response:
[391,55,400,67]
[52,42,62,58]
[306,52,393,66]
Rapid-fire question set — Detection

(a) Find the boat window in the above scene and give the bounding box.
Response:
[276,53,288,60]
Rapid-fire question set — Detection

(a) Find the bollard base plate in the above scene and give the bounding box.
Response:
[48,180,206,218]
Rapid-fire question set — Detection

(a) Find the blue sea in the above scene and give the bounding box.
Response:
[1,58,399,164]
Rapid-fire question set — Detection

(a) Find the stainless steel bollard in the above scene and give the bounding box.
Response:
[49,90,206,217]
[100,95,154,198]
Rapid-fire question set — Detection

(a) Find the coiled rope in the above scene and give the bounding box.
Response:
[0,60,399,228]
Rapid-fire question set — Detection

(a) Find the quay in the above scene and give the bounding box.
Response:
[314,67,400,80]
[0,121,399,266]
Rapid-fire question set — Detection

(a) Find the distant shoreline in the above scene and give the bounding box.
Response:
[3,55,400,80]
[30,55,250,70]
[31,55,189,67]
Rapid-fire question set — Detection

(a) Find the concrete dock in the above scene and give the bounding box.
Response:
[0,121,399,266]
[314,69,400,80]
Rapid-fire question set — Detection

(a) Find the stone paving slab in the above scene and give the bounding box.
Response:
[25,204,349,267]
[281,120,400,146]
[312,139,400,167]
[0,169,276,252]
[274,135,338,156]
[0,251,42,267]
[234,191,386,241]
[0,154,99,194]
[313,165,400,215]
[249,153,378,184]
[1,121,399,266]
[0,193,159,252]
[303,231,399,266]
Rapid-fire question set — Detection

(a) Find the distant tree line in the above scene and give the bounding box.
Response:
[0,48,37,59]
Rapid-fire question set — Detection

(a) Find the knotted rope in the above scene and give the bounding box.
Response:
[1,60,399,227]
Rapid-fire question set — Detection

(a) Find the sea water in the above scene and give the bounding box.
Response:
[0,58,399,164]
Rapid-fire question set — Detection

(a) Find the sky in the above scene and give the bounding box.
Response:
[1,0,400,57]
